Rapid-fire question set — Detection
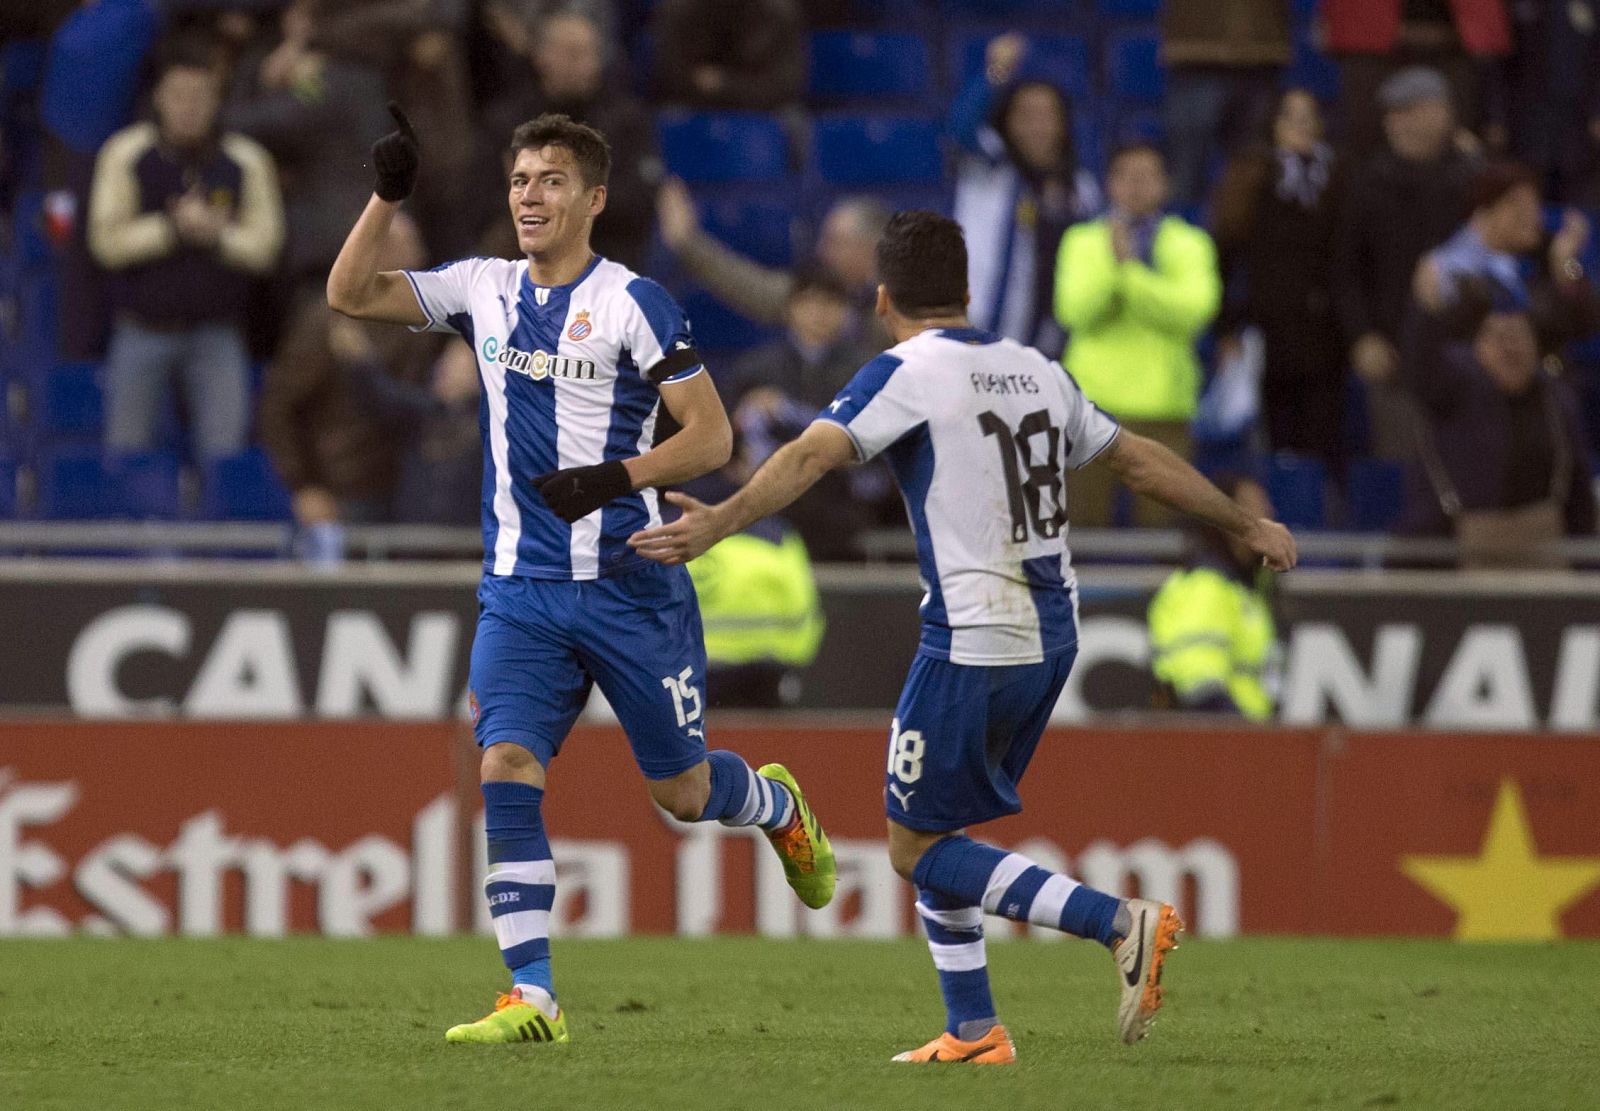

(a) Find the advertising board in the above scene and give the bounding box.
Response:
[4,565,1599,729]
[5,722,1597,941]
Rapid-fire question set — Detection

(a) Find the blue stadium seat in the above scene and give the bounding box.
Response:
[12,191,50,267]
[694,187,796,267]
[0,39,48,95]
[1289,29,1340,104]
[1106,29,1165,103]
[1264,454,1327,529]
[813,114,943,186]
[38,447,116,519]
[947,31,1090,99]
[809,31,932,105]
[842,0,930,23]
[1346,458,1406,532]
[940,0,1078,15]
[41,361,102,438]
[109,451,183,520]
[14,267,60,383]
[658,112,790,185]
[201,448,293,521]
[1105,107,1164,147]
[0,457,16,518]
[1097,0,1161,17]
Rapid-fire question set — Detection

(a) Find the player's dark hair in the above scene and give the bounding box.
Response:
[876,210,968,319]
[1108,139,1166,173]
[508,114,611,188]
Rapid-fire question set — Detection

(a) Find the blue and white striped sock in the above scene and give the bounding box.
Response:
[482,780,556,1009]
[916,888,997,1040]
[912,834,1124,948]
[700,750,795,830]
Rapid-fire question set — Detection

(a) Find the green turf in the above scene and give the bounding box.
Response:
[3,937,1597,1110]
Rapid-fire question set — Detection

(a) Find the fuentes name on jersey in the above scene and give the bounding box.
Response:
[818,327,1119,667]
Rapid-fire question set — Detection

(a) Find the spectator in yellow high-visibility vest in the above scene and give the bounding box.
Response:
[681,398,827,708]
[1147,475,1282,720]
[1055,141,1221,526]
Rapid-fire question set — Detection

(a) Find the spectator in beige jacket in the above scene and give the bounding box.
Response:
[89,39,284,460]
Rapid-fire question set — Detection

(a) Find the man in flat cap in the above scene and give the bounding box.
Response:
[1331,66,1482,460]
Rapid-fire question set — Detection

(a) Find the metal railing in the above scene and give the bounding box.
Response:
[2,520,1599,569]
[851,528,1600,569]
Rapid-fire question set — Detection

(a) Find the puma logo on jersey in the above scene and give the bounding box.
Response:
[829,396,850,413]
[888,783,916,809]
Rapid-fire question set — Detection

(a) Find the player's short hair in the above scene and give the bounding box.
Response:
[1108,140,1166,173]
[508,114,611,188]
[876,210,968,319]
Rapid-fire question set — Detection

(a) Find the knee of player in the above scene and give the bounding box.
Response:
[648,773,710,822]
[886,828,929,882]
[889,850,920,883]
[480,742,544,785]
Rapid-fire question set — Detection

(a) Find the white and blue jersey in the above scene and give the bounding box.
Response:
[817,327,1118,666]
[403,254,704,580]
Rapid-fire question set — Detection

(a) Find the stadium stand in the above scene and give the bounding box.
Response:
[200,449,295,523]
[0,0,1595,545]
[658,111,791,184]
[946,30,1091,99]
[37,446,117,520]
[1265,455,1328,531]
[807,31,933,106]
[812,114,944,185]
[39,362,102,442]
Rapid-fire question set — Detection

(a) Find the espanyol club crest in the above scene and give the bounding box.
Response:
[567,310,593,342]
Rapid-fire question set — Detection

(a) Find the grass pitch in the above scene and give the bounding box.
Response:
[3,936,1597,1110]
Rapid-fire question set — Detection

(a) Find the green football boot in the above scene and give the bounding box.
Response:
[445,990,569,1044]
[757,763,836,909]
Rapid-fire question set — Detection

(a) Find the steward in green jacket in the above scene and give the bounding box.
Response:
[684,476,825,708]
[1054,142,1220,527]
[1147,475,1282,720]
[1054,152,1221,423]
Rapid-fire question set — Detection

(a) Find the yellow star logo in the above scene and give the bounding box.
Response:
[1401,779,1600,941]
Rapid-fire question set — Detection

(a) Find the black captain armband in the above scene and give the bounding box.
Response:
[647,345,703,384]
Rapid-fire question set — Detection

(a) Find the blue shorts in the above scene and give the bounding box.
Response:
[469,562,708,780]
[884,650,1076,832]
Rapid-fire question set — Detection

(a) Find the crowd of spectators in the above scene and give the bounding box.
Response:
[3,0,1600,565]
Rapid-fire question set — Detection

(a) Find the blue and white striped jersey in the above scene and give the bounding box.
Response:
[817,327,1119,665]
[403,254,704,580]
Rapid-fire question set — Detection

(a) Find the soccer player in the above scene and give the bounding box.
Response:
[326,108,836,1044]
[630,211,1297,1063]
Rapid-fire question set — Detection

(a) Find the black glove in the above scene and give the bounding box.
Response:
[372,102,419,202]
[531,460,634,522]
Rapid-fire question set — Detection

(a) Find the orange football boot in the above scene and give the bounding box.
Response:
[892,1024,1016,1064]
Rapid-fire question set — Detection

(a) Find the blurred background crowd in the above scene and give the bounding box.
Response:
[3,0,1600,564]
